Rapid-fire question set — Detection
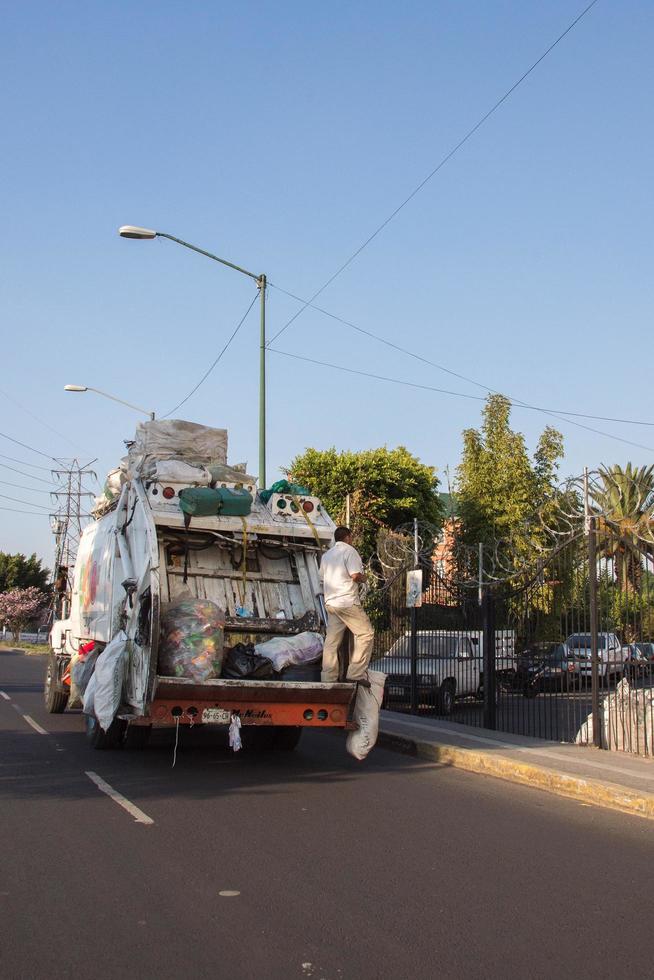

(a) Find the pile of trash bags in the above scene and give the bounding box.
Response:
[158,596,225,682]
[221,631,324,680]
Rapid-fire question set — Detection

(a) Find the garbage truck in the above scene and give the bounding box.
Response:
[44,419,359,751]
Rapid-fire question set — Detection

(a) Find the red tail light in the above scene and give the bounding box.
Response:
[162,486,176,500]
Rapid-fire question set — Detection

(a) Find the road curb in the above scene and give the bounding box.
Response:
[377,730,654,820]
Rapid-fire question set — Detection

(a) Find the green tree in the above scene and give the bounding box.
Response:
[0,552,50,593]
[455,394,564,567]
[287,446,443,559]
[590,463,654,592]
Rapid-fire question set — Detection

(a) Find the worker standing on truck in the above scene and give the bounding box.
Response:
[319,527,374,687]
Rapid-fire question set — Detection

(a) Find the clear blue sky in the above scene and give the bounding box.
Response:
[2,1,652,567]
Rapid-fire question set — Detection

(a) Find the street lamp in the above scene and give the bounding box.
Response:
[64,384,155,420]
[118,225,267,487]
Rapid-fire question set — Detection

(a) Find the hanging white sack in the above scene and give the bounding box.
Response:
[91,631,128,731]
[346,670,387,761]
[82,669,98,717]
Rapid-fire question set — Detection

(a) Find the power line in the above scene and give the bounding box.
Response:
[0,506,50,516]
[0,480,54,495]
[269,0,601,345]
[0,462,56,485]
[0,387,91,455]
[162,291,259,418]
[0,491,53,510]
[0,453,54,472]
[269,282,654,429]
[269,348,654,454]
[0,428,63,463]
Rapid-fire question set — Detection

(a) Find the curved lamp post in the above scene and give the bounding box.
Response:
[118,225,267,488]
[64,384,155,420]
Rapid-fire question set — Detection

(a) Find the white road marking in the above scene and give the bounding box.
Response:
[11,703,22,713]
[22,715,47,735]
[0,691,10,701]
[85,771,154,825]
[219,890,240,897]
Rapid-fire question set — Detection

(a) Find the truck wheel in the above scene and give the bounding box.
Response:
[85,714,125,750]
[438,680,456,717]
[44,654,69,714]
[273,727,303,751]
[123,724,152,750]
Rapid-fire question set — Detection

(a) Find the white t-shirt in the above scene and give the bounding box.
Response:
[319,541,364,609]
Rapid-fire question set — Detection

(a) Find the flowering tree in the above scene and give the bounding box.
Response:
[0,587,47,641]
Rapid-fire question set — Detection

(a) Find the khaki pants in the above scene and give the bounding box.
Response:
[321,602,374,682]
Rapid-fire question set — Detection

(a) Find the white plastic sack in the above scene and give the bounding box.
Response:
[254,631,323,671]
[346,670,387,761]
[82,669,97,716]
[90,631,128,731]
[151,459,212,485]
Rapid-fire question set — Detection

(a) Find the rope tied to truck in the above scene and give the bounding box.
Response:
[290,493,322,549]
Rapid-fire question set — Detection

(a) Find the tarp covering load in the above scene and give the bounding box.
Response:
[127,420,228,479]
[346,670,386,760]
[82,631,128,731]
[158,596,225,682]
[260,479,310,504]
[253,631,323,671]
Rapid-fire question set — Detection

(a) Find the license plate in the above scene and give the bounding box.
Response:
[201,708,231,725]
[388,686,405,697]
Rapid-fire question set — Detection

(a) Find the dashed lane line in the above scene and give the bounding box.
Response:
[0,691,10,701]
[85,771,154,826]
[22,715,48,735]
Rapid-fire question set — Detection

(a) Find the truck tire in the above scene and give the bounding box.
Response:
[85,714,125,750]
[44,654,69,714]
[273,726,303,751]
[438,680,456,717]
[123,724,152,750]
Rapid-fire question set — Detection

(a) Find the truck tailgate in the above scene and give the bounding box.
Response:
[147,676,359,729]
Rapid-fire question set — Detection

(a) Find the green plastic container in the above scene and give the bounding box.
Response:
[179,487,252,518]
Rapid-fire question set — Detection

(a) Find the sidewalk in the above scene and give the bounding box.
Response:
[378,711,654,820]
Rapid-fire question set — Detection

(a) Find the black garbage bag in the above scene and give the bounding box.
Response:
[222,643,273,680]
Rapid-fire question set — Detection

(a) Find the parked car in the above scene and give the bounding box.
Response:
[625,642,654,680]
[564,632,628,683]
[379,632,480,715]
[515,642,575,698]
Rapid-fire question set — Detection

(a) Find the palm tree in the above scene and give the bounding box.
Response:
[589,463,654,591]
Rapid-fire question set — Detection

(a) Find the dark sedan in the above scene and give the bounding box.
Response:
[515,642,576,698]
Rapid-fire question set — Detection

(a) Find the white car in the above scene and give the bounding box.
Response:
[565,632,628,682]
[379,631,481,715]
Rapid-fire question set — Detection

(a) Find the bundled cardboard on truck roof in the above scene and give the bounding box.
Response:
[128,420,228,470]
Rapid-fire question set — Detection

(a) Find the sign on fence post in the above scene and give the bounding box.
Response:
[406,569,423,608]
[407,565,422,714]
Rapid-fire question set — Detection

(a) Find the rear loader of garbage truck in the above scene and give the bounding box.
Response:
[46,419,358,750]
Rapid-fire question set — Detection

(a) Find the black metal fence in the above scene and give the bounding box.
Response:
[368,525,654,757]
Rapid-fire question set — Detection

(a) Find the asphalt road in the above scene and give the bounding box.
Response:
[1,649,653,980]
